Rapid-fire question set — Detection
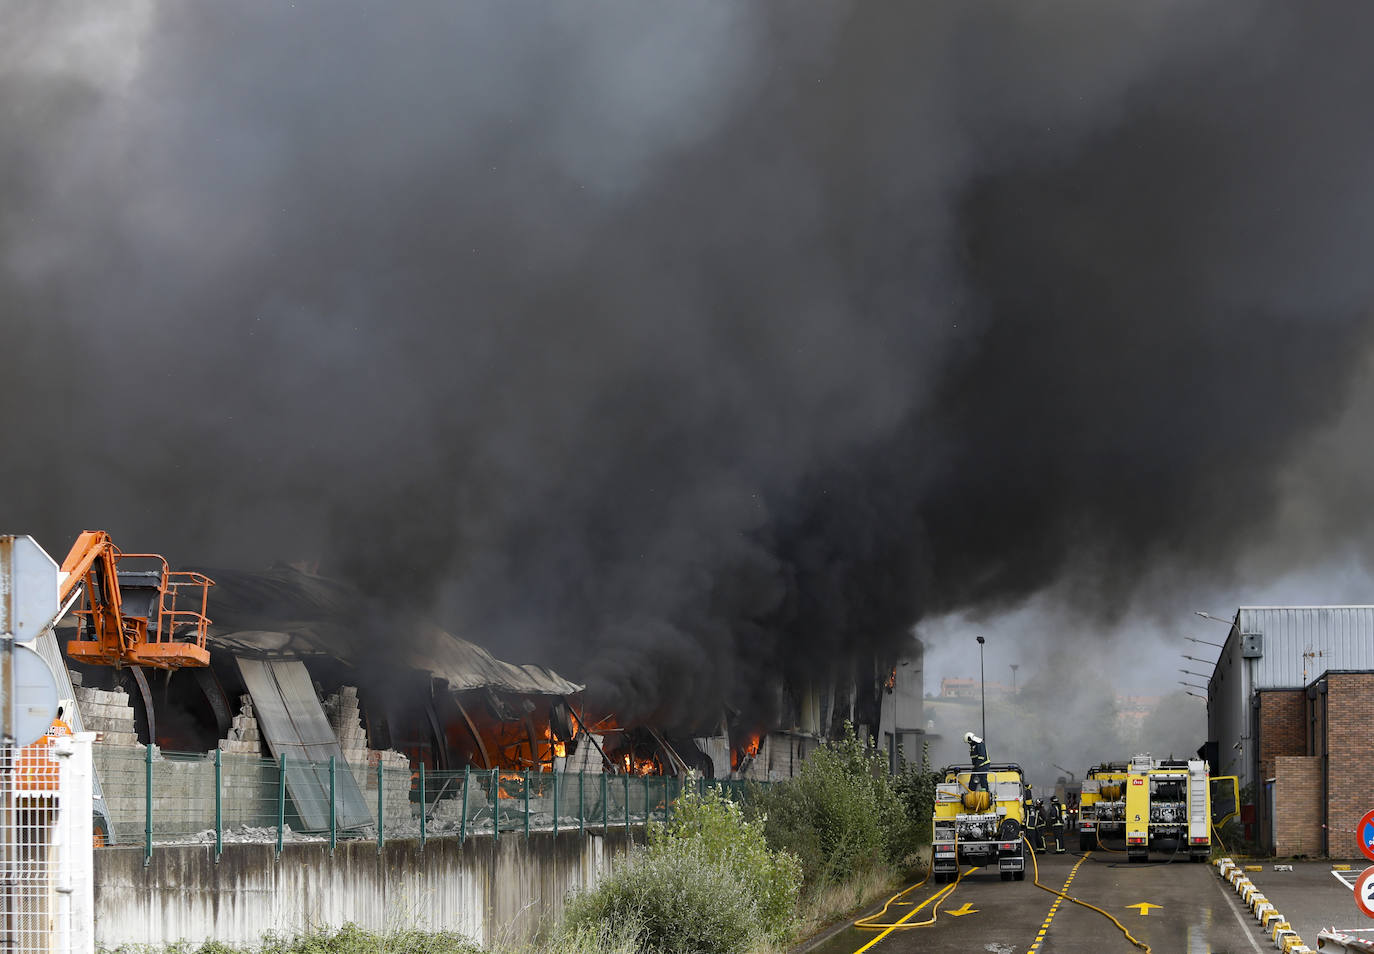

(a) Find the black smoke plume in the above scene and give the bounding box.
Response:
[5,2,1374,727]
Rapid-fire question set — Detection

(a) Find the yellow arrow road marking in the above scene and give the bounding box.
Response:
[850,869,968,953]
[946,902,978,917]
[1125,902,1162,916]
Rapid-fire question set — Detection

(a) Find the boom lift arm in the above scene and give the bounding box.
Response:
[60,530,213,670]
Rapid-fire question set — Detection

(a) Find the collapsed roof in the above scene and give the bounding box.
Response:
[200,565,582,697]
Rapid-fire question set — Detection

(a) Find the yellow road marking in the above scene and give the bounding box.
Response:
[1028,853,1090,953]
[850,872,966,953]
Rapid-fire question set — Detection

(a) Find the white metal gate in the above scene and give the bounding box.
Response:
[0,735,93,954]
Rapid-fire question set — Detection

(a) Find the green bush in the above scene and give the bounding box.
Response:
[560,783,801,953]
[654,784,801,939]
[754,724,931,889]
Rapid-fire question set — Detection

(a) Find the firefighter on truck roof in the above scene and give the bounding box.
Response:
[965,731,990,792]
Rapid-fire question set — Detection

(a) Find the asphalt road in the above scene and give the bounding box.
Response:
[1232,858,1372,944]
[803,845,1277,954]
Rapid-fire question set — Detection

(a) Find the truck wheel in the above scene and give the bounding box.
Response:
[1079,832,1094,851]
[1001,871,1012,881]
[933,872,947,884]
[1013,870,1025,881]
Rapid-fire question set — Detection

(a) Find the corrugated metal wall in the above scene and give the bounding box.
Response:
[1209,606,1374,792]
[1239,606,1374,688]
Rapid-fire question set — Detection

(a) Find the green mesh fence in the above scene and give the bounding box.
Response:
[90,743,769,862]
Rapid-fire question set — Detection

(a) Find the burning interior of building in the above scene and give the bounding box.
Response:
[45,555,924,841]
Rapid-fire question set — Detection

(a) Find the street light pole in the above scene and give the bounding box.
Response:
[1009,664,1018,696]
[976,636,986,740]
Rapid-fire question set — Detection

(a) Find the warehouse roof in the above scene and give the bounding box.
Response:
[201,565,583,697]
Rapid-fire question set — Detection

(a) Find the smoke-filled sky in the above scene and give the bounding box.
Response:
[6,2,1374,726]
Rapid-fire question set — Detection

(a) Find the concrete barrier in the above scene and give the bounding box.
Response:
[94,830,638,948]
[1210,857,1311,953]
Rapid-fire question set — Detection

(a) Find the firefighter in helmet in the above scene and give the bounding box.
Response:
[1024,784,1044,851]
[965,731,990,792]
[1049,794,1067,853]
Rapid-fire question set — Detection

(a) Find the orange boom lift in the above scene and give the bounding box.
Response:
[59,530,214,670]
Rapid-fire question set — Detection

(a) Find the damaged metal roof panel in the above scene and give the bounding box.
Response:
[204,566,582,697]
[237,657,372,830]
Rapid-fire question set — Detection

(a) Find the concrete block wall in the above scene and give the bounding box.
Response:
[323,686,413,827]
[1323,672,1374,847]
[1273,755,1322,857]
[219,695,265,756]
[74,686,139,747]
[362,749,414,828]
[92,745,280,839]
[323,686,368,786]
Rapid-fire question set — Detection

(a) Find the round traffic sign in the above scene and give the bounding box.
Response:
[1355,865,1374,919]
[1359,810,1374,862]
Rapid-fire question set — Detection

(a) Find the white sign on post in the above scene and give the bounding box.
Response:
[0,535,62,747]
[0,535,60,643]
[8,645,58,748]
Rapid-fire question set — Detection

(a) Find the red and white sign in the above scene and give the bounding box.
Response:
[1354,865,1374,919]
[1131,778,1144,786]
[1358,809,1374,863]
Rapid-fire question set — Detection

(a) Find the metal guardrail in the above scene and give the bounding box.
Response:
[1318,927,1374,951]
[90,745,767,863]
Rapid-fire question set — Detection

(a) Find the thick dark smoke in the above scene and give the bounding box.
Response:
[5,3,1374,726]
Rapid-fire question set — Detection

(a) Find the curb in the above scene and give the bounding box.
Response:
[1212,858,1313,953]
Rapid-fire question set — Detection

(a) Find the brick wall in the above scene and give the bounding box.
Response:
[1256,689,1307,850]
[1257,689,1307,778]
[1273,755,1322,856]
[1324,673,1374,851]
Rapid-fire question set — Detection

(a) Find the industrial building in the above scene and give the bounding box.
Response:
[1204,605,1374,856]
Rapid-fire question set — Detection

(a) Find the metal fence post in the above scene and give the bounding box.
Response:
[623,772,630,838]
[523,769,530,840]
[144,744,153,867]
[328,756,336,855]
[491,769,499,841]
[376,759,384,852]
[643,775,649,826]
[578,772,585,836]
[552,771,559,837]
[601,773,608,833]
[214,748,222,862]
[418,763,426,850]
[274,753,285,857]
[460,765,469,844]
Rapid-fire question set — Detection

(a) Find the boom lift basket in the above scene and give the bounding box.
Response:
[64,542,213,670]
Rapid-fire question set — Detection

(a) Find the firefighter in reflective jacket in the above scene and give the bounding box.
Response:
[1024,785,1044,851]
[1049,794,1067,853]
[964,731,990,792]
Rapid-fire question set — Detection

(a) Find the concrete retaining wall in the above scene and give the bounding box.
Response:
[94,831,637,948]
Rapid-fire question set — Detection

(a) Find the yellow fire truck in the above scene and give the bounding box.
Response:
[1078,761,1129,850]
[1120,755,1239,863]
[932,762,1029,882]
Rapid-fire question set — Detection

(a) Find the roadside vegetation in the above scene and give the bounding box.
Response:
[109,727,938,954]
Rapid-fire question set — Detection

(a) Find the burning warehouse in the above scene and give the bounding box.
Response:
[44,537,922,842]
[49,549,882,841]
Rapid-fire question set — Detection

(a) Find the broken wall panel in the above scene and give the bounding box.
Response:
[235,657,372,830]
